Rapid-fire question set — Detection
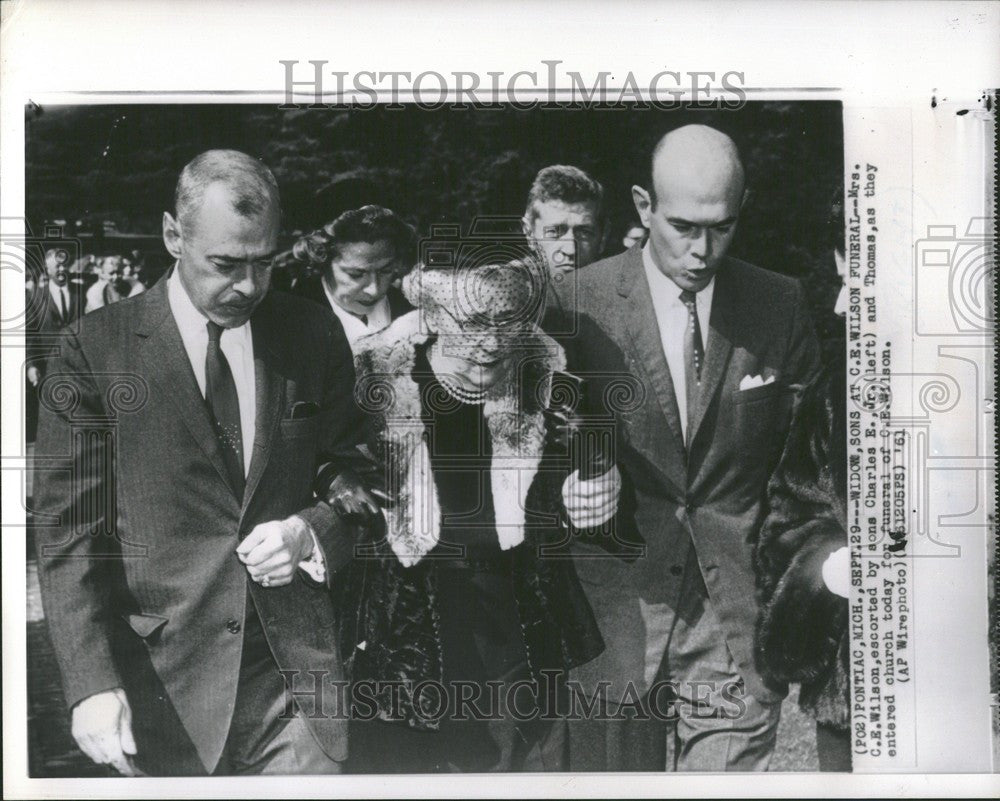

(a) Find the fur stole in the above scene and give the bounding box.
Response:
[353,311,566,566]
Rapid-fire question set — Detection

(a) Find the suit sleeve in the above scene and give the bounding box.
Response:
[294,316,365,580]
[33,330,123,709]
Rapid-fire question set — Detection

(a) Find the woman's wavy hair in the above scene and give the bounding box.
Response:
[291,205,417,278]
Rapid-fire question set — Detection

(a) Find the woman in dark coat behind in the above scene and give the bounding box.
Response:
[754,350,851,771]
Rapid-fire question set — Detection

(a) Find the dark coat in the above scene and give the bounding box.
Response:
[33,272,363,772]
[25,281,86,373]
[754,358,849,727]
[338,312,604,728]
[551,244,821,704]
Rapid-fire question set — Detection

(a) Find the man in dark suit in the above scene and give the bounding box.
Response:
[25,247,85,442]
[556,125,820,771]
[34,150,363,776]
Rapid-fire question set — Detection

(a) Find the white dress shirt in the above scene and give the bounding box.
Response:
[641,244,714,439]
[322,278,392,349]
[168,268,256,475]
[49,281,71,321]
[168,267,325,581]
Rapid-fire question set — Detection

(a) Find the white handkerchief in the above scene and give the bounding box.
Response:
[739,373,776,390]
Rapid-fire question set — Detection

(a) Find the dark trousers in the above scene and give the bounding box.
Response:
[816,721,852,772]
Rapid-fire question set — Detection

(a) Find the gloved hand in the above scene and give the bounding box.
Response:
[325,469,384,524]
[543,407,584,454]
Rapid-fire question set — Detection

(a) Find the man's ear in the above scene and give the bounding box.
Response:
[520,214,533,238]
[162,211,184,260]
[631,185,652,227]
[740,187,751,212]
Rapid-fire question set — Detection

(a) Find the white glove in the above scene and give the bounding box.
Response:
[822,546,849,598]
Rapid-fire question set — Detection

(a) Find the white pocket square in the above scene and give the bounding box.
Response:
[739,373,776,391]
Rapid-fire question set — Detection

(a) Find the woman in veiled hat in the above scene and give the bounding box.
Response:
[333,254,613,773]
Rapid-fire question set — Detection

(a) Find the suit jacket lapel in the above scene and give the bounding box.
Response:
[134,276,234,493]
[241,298,286,515]
[688,261,737,447]
[618,249,688,493]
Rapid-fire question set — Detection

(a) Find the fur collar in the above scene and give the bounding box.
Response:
[355,311,566,566]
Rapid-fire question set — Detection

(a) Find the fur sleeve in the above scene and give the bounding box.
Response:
[754,368,848,685]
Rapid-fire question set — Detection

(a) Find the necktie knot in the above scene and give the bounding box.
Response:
[206,320,224,344]
[679,289,697,307]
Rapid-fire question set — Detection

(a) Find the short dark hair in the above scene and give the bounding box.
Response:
[292,205,417,274]
[174,149,280,230]
[524,165,604,222]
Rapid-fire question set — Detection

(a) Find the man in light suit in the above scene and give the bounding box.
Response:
[556,125,820,771]
[34,150,363,775]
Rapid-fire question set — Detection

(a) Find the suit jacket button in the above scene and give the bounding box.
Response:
[670,565,684,576]
[226,619,241,634]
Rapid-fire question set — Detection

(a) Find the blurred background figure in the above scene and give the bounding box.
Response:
[522,165,608,283]
[25,247,84,442]
[120,251,146,297]
[292,205,416,349]
[621,220,647,251]
[84,254,128,312]
[68,254,98,293]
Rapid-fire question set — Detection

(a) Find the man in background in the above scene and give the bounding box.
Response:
[522,165,608,283]
[25,247,84,442]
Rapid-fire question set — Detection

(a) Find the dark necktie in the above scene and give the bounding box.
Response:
[679,289,704,441]
[58,287,68,322]
[205,321,245,498]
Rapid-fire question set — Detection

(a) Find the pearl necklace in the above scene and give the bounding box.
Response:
[436,372,488,404]
[429,342,488,404]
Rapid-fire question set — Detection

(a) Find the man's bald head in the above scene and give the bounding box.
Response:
[632,125,748,292]
[648,125,745,210]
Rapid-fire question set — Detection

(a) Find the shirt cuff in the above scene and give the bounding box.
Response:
[292,515,326,583]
